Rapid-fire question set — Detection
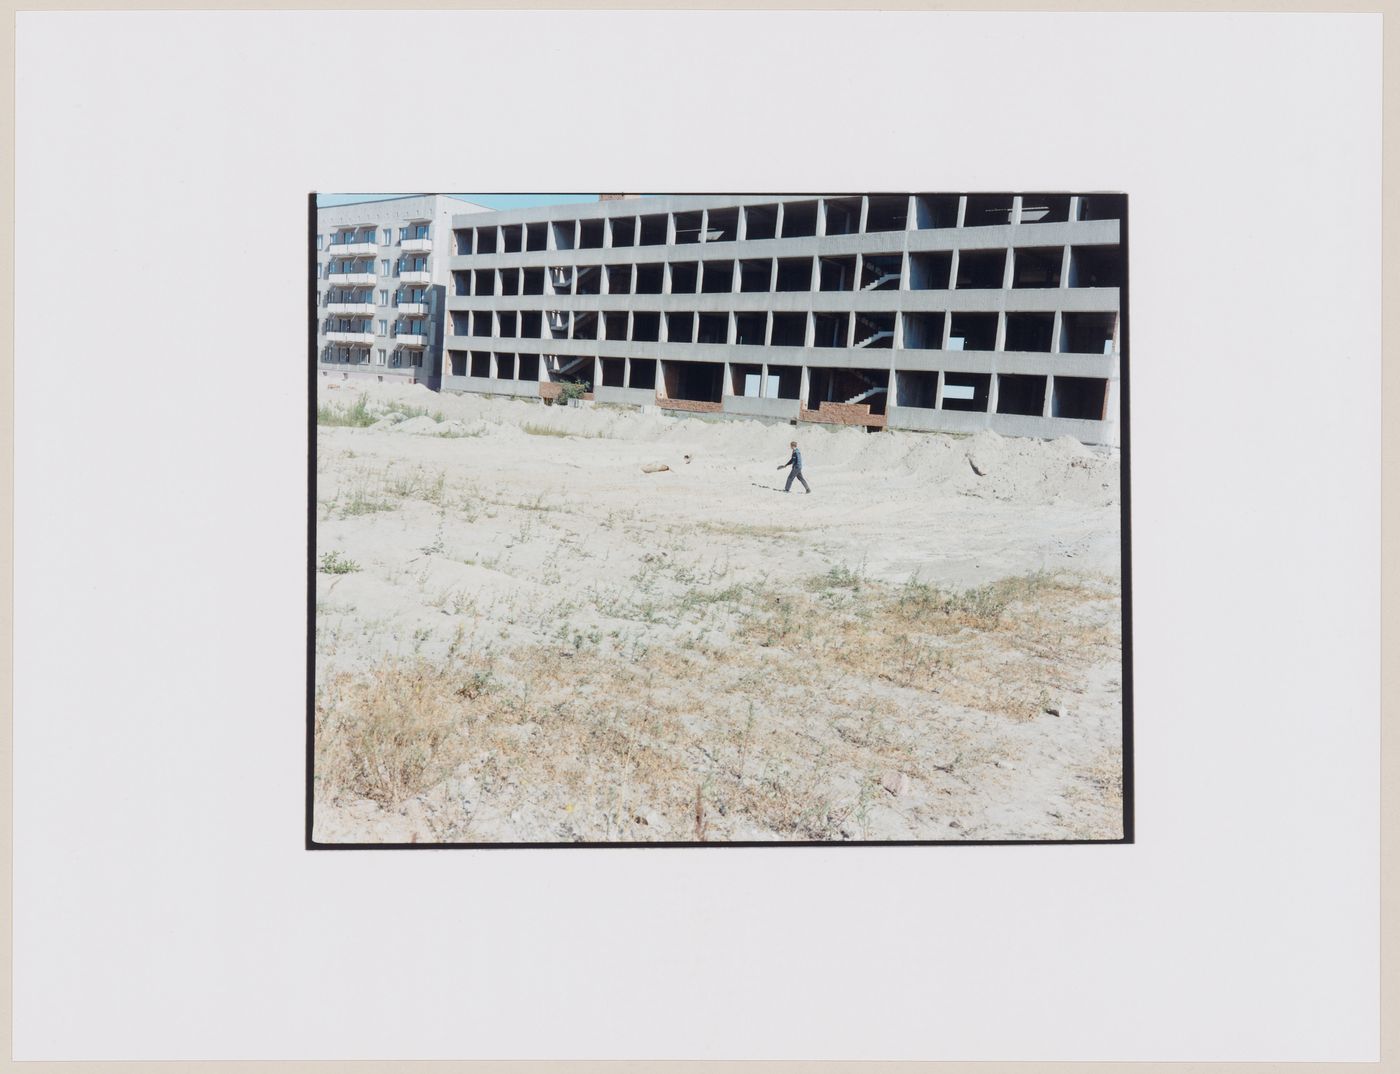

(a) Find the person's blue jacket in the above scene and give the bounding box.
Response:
[782,448,804,472]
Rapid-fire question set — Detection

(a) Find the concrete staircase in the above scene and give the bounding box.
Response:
[861,271,900,291]
[548,355,590,378]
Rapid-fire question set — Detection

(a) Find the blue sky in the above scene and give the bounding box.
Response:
[315,193,601,210]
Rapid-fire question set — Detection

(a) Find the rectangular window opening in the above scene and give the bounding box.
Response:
[995,374,1047,416]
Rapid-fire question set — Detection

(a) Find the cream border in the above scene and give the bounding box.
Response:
[1,3,1389,1071]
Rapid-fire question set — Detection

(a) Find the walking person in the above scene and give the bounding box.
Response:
[778,440,811,493]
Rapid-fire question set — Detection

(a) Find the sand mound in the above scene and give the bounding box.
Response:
[320,380,1116,505]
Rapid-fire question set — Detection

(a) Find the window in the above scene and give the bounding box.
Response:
[399,226,408,242]
[316,235,323,251]
[378,319,388,335]
[380,259,390,276]
[410,352,423,368]
[391,353,401,367]
[382,228,392,245]
[378,290,388,306]
[376,349,386,365]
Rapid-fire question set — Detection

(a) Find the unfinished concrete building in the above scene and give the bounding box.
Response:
[434,193,1124,443]
[315,195,489,388]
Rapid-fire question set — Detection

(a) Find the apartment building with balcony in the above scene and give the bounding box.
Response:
[440,193,1125,445]
[315,194,488,387]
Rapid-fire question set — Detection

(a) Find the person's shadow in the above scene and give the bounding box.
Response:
[750,482,786,493]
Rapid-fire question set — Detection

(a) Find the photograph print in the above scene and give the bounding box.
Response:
[310,191,1129,846]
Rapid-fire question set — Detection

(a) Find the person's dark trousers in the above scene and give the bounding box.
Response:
[785,469,811,492]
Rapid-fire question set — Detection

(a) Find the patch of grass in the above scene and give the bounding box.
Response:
[317,563,1121,841]
[316,658,476,806]
[340,475,395,517]
[317,393,375,427]
[806,563,864,593]
[520,423,612,440]
[318,551,361,574]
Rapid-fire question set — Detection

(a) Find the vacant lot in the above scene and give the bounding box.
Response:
[313,381,1124,843]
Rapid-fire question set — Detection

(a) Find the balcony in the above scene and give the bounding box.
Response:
[394,332,428,346]
[399,270,431,285]
[396,301,428,316]
[325,331,375,344]
[401,237,432,253]
[326,270,375,284]
[329,239,377,256]
[326,302,375,315]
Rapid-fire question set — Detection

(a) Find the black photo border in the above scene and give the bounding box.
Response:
[305,190,1133,850]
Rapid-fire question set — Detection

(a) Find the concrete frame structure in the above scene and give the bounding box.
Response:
[315,195,488,388]
[315,193,1125,444]
[440,194,1124,444]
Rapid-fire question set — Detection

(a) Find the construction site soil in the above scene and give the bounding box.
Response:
[313,381,1124,843]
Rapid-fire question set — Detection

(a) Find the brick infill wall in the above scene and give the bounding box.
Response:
[800,401,887,427]
[658,398,723,414]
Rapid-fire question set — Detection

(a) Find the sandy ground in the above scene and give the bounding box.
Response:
[312,381,1124,843]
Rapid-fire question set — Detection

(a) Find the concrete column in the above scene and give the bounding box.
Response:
[816,199,827,237]
[933,370,945,410]
[906,194,918,232]
[666,213,677,245]
[659,311,669,343]
[987,373,1000,416]
[592,356,601,391]
[804,311,816,348]
[728,311,738,345]
[760,362,769,398]
[808,255,819,291]
[1003,247,1016,289]
[732,258,743,294]
[489,352,498,380]
[624,355,632,386]
[899,250,910,291]
[769,257,779,292]
[631,216,641,246]
[858,196,870,233]
[696,261,705,294]
[775,202,785,240]
[994,311,1007,351]
[956,196,967,228]
[736,205,748,242]
[1104,377,1120,426]
[722,361,732,396]
[700,208,709,246]
[846,308,858,348]
[663,262,672,295]
[764,311,773,346]
[1067,195,1081,223]
[800,365,811,408]
[627,310,635,342]
[1060,244,1073,289]
[892,310,904,350]
[941,310,954,349]
[1042,375,1055,418]
[1011,195,1023,226]
[853,252,864,293]
[1051,310,1063,353]
[948,249,961,290]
